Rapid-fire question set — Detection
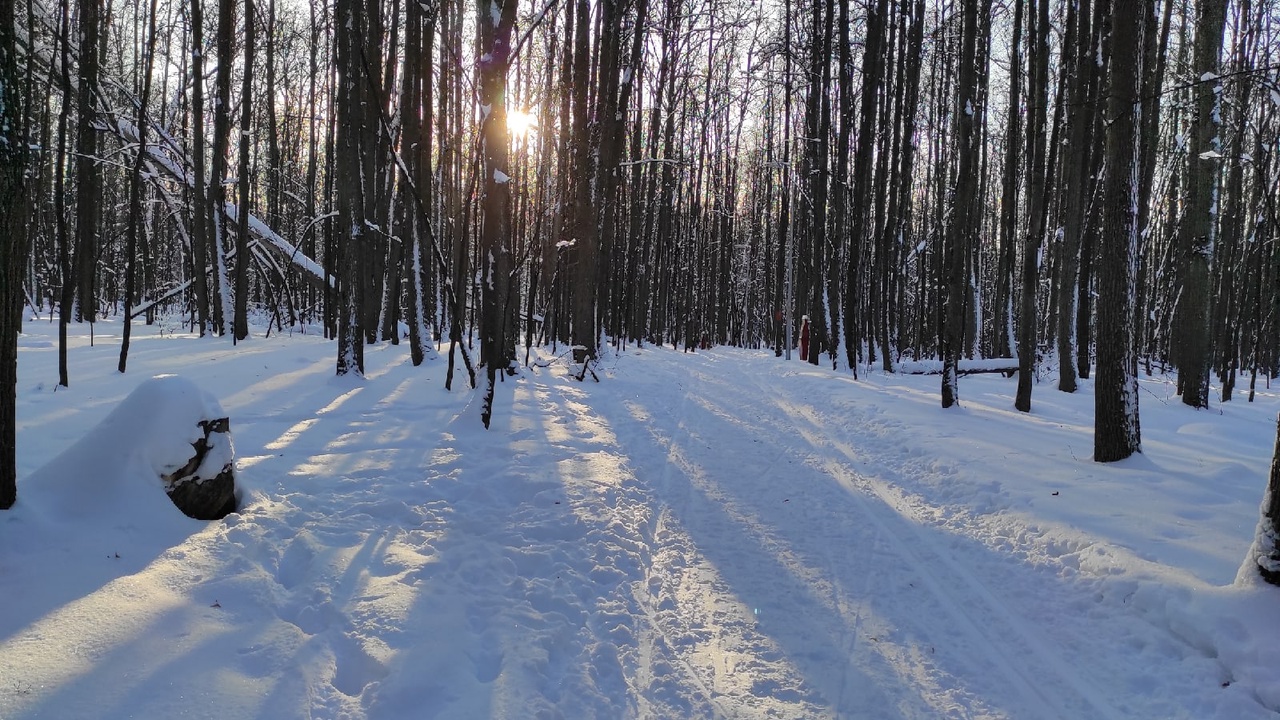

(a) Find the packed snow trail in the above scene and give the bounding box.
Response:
[5,322,1277,719]
[586,349,1111,719]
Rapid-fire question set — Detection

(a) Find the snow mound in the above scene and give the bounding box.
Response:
[23,374,232,527]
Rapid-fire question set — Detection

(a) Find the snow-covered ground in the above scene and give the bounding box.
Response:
[4,317,1280,719]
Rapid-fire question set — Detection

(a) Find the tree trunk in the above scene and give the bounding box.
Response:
[120,0,161,373]
[1171,0,1226,408]
[844,0,886,371]
[1016,0,1049,413]
[941,0,987,408]
[1054,0,1096,393]
[190,0,212,335]
[74,0,102,323]
[334,0,379,376]
[995,0,1023,359]
[234,0,254,342]
[210,0,236,335]
[477,0,518,427]
[1094,0,1141,463]
[0,0,29,509]
[570,0,598,359]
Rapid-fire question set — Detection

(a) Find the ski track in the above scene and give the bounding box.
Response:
[583,347,1225,719]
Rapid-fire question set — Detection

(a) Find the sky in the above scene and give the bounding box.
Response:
[3,315,1280,719]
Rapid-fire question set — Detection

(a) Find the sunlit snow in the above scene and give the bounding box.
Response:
[4,317,1280,719]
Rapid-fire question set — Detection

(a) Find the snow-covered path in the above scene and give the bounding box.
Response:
[585,349,1146,719]
[5,322,1279,718]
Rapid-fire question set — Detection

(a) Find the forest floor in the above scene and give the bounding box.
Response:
[3,317,1280,719]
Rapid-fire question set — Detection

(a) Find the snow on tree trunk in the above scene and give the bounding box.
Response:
[1240,413,1280,586]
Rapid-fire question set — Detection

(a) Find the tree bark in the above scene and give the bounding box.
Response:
[334,0,379,376]
[233,0,254,342]
[190,0,212,335]
[74,0,102,323]
[1094,0,1142,462]
[120,0,161,373]
[477,0,518,427]
[1015,0,1050,413]
[996,0,1023,360]
[0,0,30,508]
[1171,0,1226,408]
[941,0,988,408]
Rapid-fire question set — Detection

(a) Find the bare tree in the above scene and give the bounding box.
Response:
[190,0,213,336]
[73,0,102,323]
[1,0,30,509]
[118,0,161,372]
[941,0,989,407]
[233,0,255,342]
[333,0,382,375]
[1171,0,1227,408]
[1016,0,1050,413]
[477,0,519,427]
[1094,0,1141,462]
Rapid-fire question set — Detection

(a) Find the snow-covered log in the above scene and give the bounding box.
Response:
[895,358,1021,376]
[23,375,239,522]
[163,416,237,520]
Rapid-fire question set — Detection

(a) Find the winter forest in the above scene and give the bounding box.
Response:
[4,0,1280,448]
[2,0,1280,498]
[6,0,1280,714]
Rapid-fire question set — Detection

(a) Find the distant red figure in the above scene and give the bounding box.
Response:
[799,315,810,361]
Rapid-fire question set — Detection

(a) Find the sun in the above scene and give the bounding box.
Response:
[506,108,538,138]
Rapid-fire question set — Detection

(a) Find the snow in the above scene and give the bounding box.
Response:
[5,318,1280,719]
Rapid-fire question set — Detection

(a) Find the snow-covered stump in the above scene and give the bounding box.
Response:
[163,417,237,520]
[1246,413,1280,585]
[23,374,239,523]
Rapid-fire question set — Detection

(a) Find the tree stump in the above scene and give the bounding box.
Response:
[163,417,238,520]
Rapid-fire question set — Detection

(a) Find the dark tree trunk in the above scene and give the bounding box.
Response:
[570,0,598,359]
[334,0,380,376]
[844,0,886,372]
[1251,414,1280,585]
[995,0,1023,359]
[74,0,102,323]
[190,0,212,335]
[120,0,161,373]
[941,0,988,408]
[1054,0,1096,393]
[209,0,236,335]
[477,0,518,427]
[1016,0,1050,413]
[0,0,29,509]
[55,0,71,387]
[1094,0,1142,463]
[1171,0,1226,408]
[234,0,254,342]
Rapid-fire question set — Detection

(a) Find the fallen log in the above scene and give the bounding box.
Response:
[895,358,1021,376]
